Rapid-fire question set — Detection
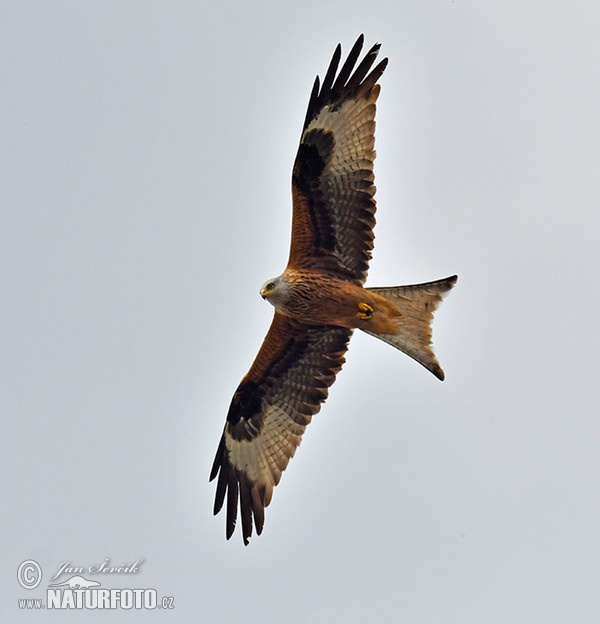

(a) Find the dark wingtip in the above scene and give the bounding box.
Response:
[209,435,225,482]
[303,35,387,130]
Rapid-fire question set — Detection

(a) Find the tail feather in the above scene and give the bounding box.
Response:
[363,275,457,380]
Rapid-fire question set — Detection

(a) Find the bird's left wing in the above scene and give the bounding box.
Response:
[288,35,388,283]
[210,312,352,544]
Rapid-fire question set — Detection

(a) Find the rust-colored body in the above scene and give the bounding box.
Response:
[279,268,402,334]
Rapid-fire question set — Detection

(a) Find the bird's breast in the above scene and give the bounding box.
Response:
[281,270,399,331]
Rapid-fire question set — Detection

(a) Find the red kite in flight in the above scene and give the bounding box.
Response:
[210,35,457,544]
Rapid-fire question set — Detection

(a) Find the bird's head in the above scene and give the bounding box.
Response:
[260,275,288,308]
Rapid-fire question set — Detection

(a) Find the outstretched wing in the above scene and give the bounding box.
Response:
[210,313,352,544]
[288,35,388,284]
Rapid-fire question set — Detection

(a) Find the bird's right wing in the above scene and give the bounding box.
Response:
[210,312,352,544]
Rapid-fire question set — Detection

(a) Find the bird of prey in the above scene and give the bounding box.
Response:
[210,35,457,545]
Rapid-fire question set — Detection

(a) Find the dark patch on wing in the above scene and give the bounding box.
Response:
[293,129,337,254]
[294,131,333,187]
[225,381,264,441]
[224,325,321,442]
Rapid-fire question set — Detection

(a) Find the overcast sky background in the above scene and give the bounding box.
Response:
[3,1,600,622]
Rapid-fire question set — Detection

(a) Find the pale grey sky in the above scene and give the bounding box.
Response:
[3,1,600,622]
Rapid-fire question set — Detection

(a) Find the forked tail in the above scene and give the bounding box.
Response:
[363,275,457,380]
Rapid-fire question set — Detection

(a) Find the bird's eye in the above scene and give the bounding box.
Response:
[267,282,275,291]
